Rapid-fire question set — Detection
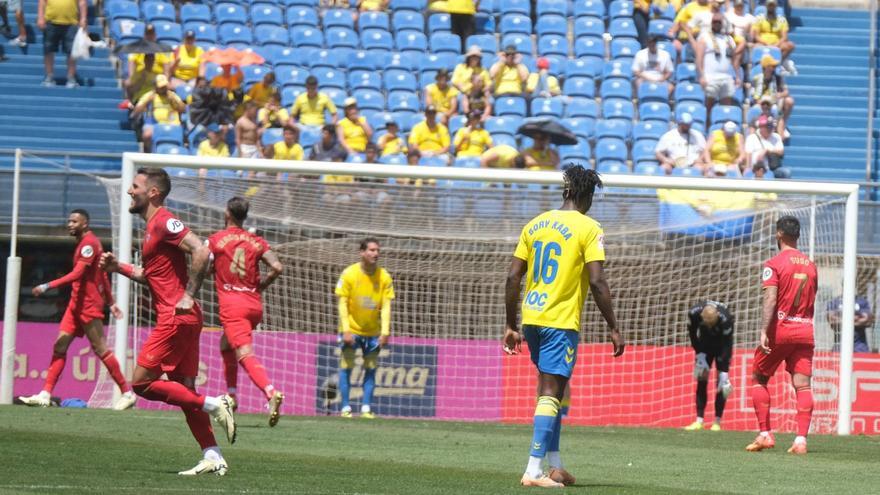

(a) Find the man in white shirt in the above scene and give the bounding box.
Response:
[745,115,790,178]
[725,0,754,46]
[696,13,743,116]
[632,33,674,96]
[655,112,706,175]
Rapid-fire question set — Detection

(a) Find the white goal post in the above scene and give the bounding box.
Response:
[113,152,859,435]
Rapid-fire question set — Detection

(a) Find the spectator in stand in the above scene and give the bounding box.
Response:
[258,92,292,130]
[695,13,742,116]
[311,124,347,162]
[235,101,262,158]
[132,75,185,153]
[745,115,790,178]
[490,45,529,97]
[126,53,158,102]
[245,71,277,108]
[481,144,525,169]
[197,123,230,158]
[632,33,674,96]
[409,104,451,164]
[702,120,745,176]
[634,0,650,48]
[749,94,778,130]
[692,0,727,46]
[211,64,243,92]
[291,75,338,127]
[751,55,794,137]
[357,0,389,13]
[724,0,754,47]
[827,296,875,353]
[377,119,407,157]
[526,57,561,98]
[655,112,706,174]
[267,126,304,181]
[168,30,204,88]
[38,0,86,87]
[337,97,373,157]
[425,69,460,125]
[125,25,169,96]
[668,0,711,63]
[461,73,492,122]
[453,45,493,95]
[3,0,27,47]
[453,111,493,157]
[446,0,476,53]
[752,0,796,74]
[522,131,560,171]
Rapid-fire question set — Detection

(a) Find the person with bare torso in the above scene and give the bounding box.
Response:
[235,102,261,159]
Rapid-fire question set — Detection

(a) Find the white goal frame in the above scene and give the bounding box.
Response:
[112,152,860,435]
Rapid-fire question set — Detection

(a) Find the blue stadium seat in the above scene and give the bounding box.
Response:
[112,19,144,43]
[499,14,532,36]
[367,112,394,132]
[573,17,604,40]
[538,35,568,57]
[492,133,517,148]
[251,5,283,27]
[597,161,630,174]
[565,58,601,79]
[502,34,533,56]
[565,97,599,119]
[675,63,697,83]
[349,70,382,91]
[242,65,271,87]
[276,66,310,87]
[360,11,390,31]
[153,124,184,147]
[603,60,633,81]
[188,23,217,44]
[595,119,631,141]
[648,19,672,39]
[386,52,418,71]
[751,45,782,66]
[254,25,289,46]
[280,86,304,106]
[454,156,481,168]
[676,102,707,125]
[419,69,438,88]
[711,105,742,126]
[267,46,301,68]
[574,37,603,61]
[632,139,659,163]
[484,116,518,136]
[448,114,467,135]
[562,117,595,140]
[314,68,345,90]
[602,99,634,122]
[323,26,355,49]
[595,138,627,164]
[180,3,210,24]
[384,70,418,93]
[156,144,188,156]
[380,153,407,165]
[639,102,671,123]
[324,9,355,30]
[390,0,426,12]
[562,77,594,98]
[391,111,418,132]
[430,32,462,55]
[154,21,183,44]
[609,0,634,19]
[637,82,668,103]
[361,29,394,52]
[282,0,318,6]
[530,97,565,118]
[395,31,428,53]
[428,13,451,33]
[466,34,497,54]
[291,26,324,48]
[609,18,638,39]
[537,0,567,17]
[346,50,379,71]
[674,82,705,104]
[286,7,319,28]
[635,161,661,175]
[261,128,285,146]
[601,79,632,103]
[324,87,347,109]
[215,3,247,25]
[495,96,527,117]
[142,1,175,23]
[535,14,567,37]
[633,121,668,143]
[611,38,641,59]
[299,125,321,148]
[672,166,700,177]
[501,0,530,15]
[573,0,605,19]
[354,89,385,111]
[174,83,193,102]
[559,140,591,162]
[108,0,139,22]
[308,48,342,69]
[421,52,457,71]
[392,11,423,34]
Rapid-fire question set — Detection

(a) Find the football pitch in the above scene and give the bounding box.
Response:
[0,406,876,495]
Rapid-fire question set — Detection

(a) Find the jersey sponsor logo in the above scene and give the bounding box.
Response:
[762,267,773,281]
[166,218,185,234]
[778,311,786,320]
[80,245,94,258]
[564,346,575,364]
[524,290,549,310]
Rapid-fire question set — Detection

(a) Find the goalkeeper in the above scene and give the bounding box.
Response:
[684,300,734,432]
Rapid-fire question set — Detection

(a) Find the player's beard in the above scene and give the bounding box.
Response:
[129,196,147,215]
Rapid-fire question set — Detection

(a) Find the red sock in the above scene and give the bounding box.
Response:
[240,355,274,400]
[43,353,66,393]
[751,381,771,432]
[99,351,131,393]
[795,386,813,437]
[134,380,206,410]
[221,349,238,393]
[182,407,217,450]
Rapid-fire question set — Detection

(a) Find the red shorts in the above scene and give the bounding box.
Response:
[220,305,262,349]
[137,312,203,377]
[753,343,814,377]
[59,306,103,338]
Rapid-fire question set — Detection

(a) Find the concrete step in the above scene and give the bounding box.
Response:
[0,82,122,99]
[0,135,138,153]
[787,135,867,149]
[786,85,869,98]
[0,103,127,120]
[0,124,132,141]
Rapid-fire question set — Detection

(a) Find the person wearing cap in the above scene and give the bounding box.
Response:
[490,45,529,97]
[655,112,706,174]
[245,71,277,108]
[751,54,794,136]
[461,73,492,122]
[169,30,205,88]
[125,25,170,94]
[453,45,492,94]
[425,68,460,125]
[695,12,742,116]
[337,97,373,157]
[745,115,789,178]
[702,120,745,176]
[668,0,710,63]
[751,0,796,74]
[481,144,525,169]
[632,33,674,95]
[291,75,338,127]
[409,105,451,163]
[235,101,263,159]
[522,132,560,171]
[132,74,186,152]
[724,0,755,46]
[525,58,561,98]
[683,300,735,432]
[38,0,87,87]
[197,123,230,159]
[376,119,407,157]
[453,111,492,158]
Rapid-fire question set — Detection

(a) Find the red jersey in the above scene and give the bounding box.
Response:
[207,226,270,309]
[48,231,111,318]
[142,207,200,323]
[761,248,818,345]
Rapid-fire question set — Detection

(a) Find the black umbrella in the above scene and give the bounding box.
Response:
[114,38,173,55]
[517,118,578,146]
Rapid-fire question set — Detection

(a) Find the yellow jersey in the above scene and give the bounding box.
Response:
[273,141,303,160]
[446,0,475,14]
[246,81,276,107]
[483,144,519,167]
[514,210,606,331]
[409,120,450,152]
[493,64,525,95]
[360,0,383,10]
[172,45,203,81]
[130,52,170,76]
[451,63,492,94]
[335,263,395,336]
[673,1,711,38]
[257,107,291,128]
[524,147,557,171]
[378,133,406,156]
[138,90,183,125]
[338,116,369,152]
[45,0,79,25]
[425,83,460,114]
[754,15,788,45]
[708,129,740,165]
[453,127,492,157]
[291,92,337,126]
[197,140,230,157]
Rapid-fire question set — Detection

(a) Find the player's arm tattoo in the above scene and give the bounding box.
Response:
[178,231,210,297]
[504,257,527,330]
[760,286,778,335]
[587,261,618,331]
[259,250,284,292]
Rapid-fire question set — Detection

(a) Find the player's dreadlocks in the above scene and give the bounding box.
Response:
[562,164,603,212]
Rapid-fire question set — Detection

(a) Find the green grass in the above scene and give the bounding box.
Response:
[0,406,878,494]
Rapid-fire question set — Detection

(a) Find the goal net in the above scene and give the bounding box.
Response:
[94,155,859,434]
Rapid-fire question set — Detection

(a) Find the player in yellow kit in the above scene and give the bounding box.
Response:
[504,165,625,488]
[335,238,395,419]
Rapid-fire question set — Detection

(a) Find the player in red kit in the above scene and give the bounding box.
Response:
[100,168,237,476]
[19,209,135,410]
[208,197,285,426]
[746,216,818,455]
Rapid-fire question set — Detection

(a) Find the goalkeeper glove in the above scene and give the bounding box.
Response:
[718,372,732,398]
[694,353,710,379]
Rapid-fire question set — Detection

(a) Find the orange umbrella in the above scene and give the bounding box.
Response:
[203,47,265,67]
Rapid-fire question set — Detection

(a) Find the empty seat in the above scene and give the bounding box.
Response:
[390,0,427,12]
[395,31,428,53]
[676,102,707,125]
[251,5,283,27]
[466,34,497,54]
[609,0,634,19]
[108,0,140,22]
[392,11,423,33]
[142,1,175,23]
[635,161,661,175]
[180,3,210,25]
[359,11,390,31]
[573,0,605,19]
[595,137,627,164]
[602,99,634,121]
[291,26,324,48]
[154,21,183,44]
[566,58,601,79]
[633,121,667,142]
[711,105,742,126]
[324,26,356,49]
[215,3,247,25]
[428,12,451,33]
[314,68,345,90]
[501,0,530,15]
[638,82,669,103]
[648,19,672,39]
[384,70,418,93]
[674,82,705,104]
[153,124,184,147]
[559,140,591,162]
[597,161,630,174]
[675,63,697,83]
[308,48,342,69]
[574,37,604,61]
[562,117,596,140]
[562,77,594,98]
[601,80,632,103]
[538,35,568,57]
[595,119,631,141]
[565,97,599,119]
[361,28,394,52]
[485,116,518,136]
[535,14,567,37]
[495,96,527,117]
[349,70,382,91]
[603,60,633,81]
[430,32,462,55]
[354,89,385,111]
[499,14,532,36]
[254,25,289,46]
[530,97,565,118]
[611,38,641,59]
[639,102,672,123]
[276,66,310,87]
[347,49,379,71]
[286,7,319,27]
[609,18,638,39]
[324,8,355,29]
[188,23,217,44]
[242,65,270,87]
[386,51,418,71]
[573,16,604,39]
